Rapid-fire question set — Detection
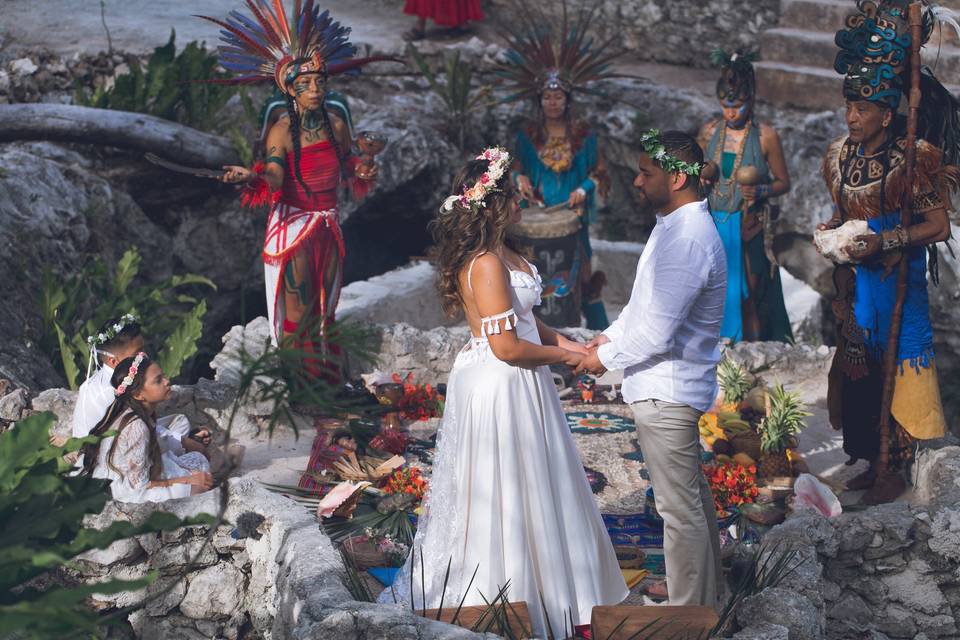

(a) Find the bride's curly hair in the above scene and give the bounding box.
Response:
[430,158,518,317]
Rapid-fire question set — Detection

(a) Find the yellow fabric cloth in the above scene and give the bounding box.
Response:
[621,569,649,589]
[892,362,946,440]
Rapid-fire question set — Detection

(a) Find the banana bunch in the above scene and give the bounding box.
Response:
[717,411,752,436]
[698,413,726,447]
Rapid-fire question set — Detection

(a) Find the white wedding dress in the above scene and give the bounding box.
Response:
[381,254,627,636]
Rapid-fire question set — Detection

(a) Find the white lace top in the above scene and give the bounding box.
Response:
[92,411,208,503]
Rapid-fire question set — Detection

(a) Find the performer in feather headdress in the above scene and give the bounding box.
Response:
[498,0,624,330]
[697,50,793,344]
[200,1,394,380]
[818,0,958,503]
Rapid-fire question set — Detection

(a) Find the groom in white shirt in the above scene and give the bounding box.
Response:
[578,130,726,607]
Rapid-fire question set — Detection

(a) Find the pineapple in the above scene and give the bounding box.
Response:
[757,384,811,478]
[717,357,751,411]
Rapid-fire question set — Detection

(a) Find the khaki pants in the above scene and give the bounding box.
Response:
[631,399,721,608]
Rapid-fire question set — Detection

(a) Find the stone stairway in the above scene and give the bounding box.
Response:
[757,0,960,110]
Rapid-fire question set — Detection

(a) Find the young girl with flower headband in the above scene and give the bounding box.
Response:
[81,354,212,503]
[71,316,209,469]
[381,148,627,635]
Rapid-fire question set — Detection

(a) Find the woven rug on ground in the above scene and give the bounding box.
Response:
[566,411,635,434]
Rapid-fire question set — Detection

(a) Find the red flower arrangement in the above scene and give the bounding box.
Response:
[392,372,443,421]
[705,462,759,512]
[383,467,428,502]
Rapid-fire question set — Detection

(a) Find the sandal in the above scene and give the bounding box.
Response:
[403,27,426,41]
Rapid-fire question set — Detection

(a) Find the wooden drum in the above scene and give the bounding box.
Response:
[508,207,583,328]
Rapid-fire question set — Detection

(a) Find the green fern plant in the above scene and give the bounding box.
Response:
[408,45,493,150]
[38,246,215,389]
[0,412,214,638]
[74,30,239,133]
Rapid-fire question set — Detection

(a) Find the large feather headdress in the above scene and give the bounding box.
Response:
[197,0,385,88]
[496,0,625,102]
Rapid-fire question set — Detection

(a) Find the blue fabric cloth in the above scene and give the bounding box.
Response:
[515,130,600,226]
[855,212,934,367]
[711,209,745,343]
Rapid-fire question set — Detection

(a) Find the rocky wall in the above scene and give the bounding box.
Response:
[494,0,782,68]
[734,448,960,640]
[72,478,490,640]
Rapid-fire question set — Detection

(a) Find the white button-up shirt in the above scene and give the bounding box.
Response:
[597,199,726,412]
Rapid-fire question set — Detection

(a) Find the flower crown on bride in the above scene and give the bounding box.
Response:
[441,147,511,213]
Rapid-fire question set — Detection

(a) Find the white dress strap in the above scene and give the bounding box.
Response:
[465,251,489,293]
[480,308,518,337]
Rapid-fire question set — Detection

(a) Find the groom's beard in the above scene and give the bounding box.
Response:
[636,188,668,211]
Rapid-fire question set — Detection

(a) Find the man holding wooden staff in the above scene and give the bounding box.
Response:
[818,0,957,504]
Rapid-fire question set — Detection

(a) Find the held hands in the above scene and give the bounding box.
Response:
[557,333,589,355]
[573,334,609,376]
[220,165,254,184]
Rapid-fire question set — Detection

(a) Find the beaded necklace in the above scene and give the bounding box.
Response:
[712,120,752,205]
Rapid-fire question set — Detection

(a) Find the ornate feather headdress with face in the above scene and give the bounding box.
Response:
[197,0,387,89]
[496,0,625,102]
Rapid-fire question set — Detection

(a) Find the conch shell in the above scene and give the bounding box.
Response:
[813,220,872,264]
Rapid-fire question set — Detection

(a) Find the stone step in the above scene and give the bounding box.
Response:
[755,60,845,111]
[760,27,960,77]
[779,0,960,46]
[755,59,960,111]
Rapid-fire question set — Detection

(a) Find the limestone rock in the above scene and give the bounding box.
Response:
[356,322,472,383]
[338,260,455,330]
[30,387,76,442]
[928,507,960,563]
[10,57,38,77]
[0,388,29,421]
[880,567,949,616]
[737,587,822,640]
[914,447,960,507]
[143,577,187,617]
[77,538,143,567]
[733,623,790,640]
[209,316,272,389]
[179,563,245,619]
[827,593,872,626]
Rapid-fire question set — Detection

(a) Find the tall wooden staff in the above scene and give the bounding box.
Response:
[875,1,923,480]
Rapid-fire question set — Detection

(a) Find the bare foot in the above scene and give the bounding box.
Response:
[644,579,668,599]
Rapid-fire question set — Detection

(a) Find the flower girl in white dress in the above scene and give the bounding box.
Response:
[383,149,627,636]
[81,353,213,503]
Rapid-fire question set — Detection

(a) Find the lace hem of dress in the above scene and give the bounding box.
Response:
[378,381,466,608]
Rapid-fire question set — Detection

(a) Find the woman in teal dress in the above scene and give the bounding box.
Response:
[512,77,611,330]
[698,51,793,343]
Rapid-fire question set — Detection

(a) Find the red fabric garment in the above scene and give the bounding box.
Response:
[262,142,348,382]
[279,142,341,211]
[403,0,483,27]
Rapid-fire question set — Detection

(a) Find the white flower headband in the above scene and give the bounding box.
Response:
[441,147,511,213]
[85,313,139,379]
[115,352,148,397]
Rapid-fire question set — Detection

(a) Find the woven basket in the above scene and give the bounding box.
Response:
[730,431,762,461]
[342,536,387,570]
[613,544,646,569]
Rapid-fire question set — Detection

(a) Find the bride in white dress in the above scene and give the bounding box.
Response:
[383,149,627,636]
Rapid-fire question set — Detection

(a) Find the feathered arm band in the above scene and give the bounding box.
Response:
[240,162,275,208]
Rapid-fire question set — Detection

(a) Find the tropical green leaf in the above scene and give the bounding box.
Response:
[113,248,141,295]
[156,300,206,379]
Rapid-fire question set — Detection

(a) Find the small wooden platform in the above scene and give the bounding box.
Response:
[591,605,719,640]
[418,601,532,638]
